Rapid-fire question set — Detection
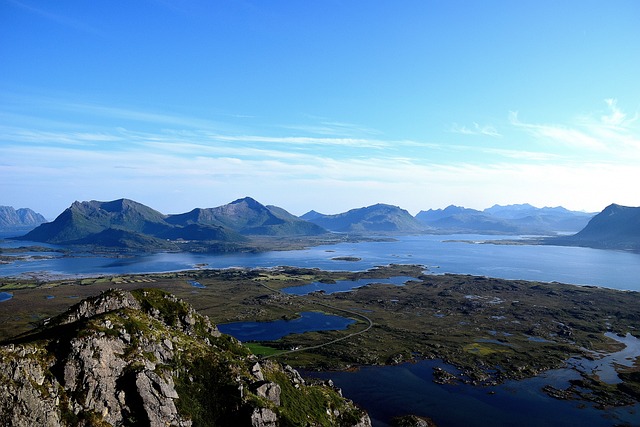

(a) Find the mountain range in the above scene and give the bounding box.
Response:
[17,197,325,251]
[0,206,47,229]
[10,197,638,252]
[415,203,594,235]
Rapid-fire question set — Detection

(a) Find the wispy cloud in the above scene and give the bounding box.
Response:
[450,122,501,137]
[3,135,639,217]
[206,134,390,149]
[509,111,608,151]
[482,148,561,162]
[0,126,123,145]
[509,100,640,157]
[601,98,636,127]
[280,120,382,137]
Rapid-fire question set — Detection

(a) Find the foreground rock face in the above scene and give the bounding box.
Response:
[0,289,370,427]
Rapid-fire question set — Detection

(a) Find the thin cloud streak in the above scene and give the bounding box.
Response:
[280,121,383,137]
[450,122,502,137]
[509,111,606,151]
[0,127,123,145]
[509,100,640,157]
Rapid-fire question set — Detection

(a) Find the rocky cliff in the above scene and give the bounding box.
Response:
[0,289,370,427]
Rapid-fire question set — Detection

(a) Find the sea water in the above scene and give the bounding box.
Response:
[308,360,640,427]
[1,234,640,290]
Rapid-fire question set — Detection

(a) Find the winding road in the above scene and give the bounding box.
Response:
[257,282,374,359]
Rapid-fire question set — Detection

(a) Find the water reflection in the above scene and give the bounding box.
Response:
[2,235,640,290]
[308,359,640,427]
[281,276,418,295]
[217,311,355,342]
[568,332,640,384]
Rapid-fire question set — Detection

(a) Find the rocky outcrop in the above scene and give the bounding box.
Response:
[391,414,438,427]
[0,289,370,427]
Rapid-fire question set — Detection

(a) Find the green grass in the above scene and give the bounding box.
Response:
[245,343,281,356]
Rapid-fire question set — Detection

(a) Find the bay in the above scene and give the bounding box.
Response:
[308,360,640,427]
[1,234,640,290]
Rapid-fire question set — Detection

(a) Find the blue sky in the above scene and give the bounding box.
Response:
[1,0,639,218]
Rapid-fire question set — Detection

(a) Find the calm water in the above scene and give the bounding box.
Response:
[2,234,640,290]
[282,276,419,295]
[217,311,355,341]
[309,360,640,427]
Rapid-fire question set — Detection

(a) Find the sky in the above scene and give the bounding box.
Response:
[1,0,639,219]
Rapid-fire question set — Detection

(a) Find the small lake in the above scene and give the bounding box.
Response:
[282,276,418,295]
[188,280,206,289]
[217,311,355,342]
[0,292,13,302]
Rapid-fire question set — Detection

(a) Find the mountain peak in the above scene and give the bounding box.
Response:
[99,198,140,212]
[0,206,47,228]
[602,203,625,214]
[305,203,424,233]
[19,198,170,245]
[230,196,263,207]
[550,203,640,251]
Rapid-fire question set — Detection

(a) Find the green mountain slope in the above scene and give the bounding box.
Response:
[19,199,172,244]
[167,197,327,236]
[303,204,425,233]
[17,197,324,250]
[550,204,640,250]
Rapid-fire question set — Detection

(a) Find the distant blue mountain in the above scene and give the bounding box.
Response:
[300,210,326,221]
[415,204,594,235]
[0,206,47,229]
[415,205,482,222]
